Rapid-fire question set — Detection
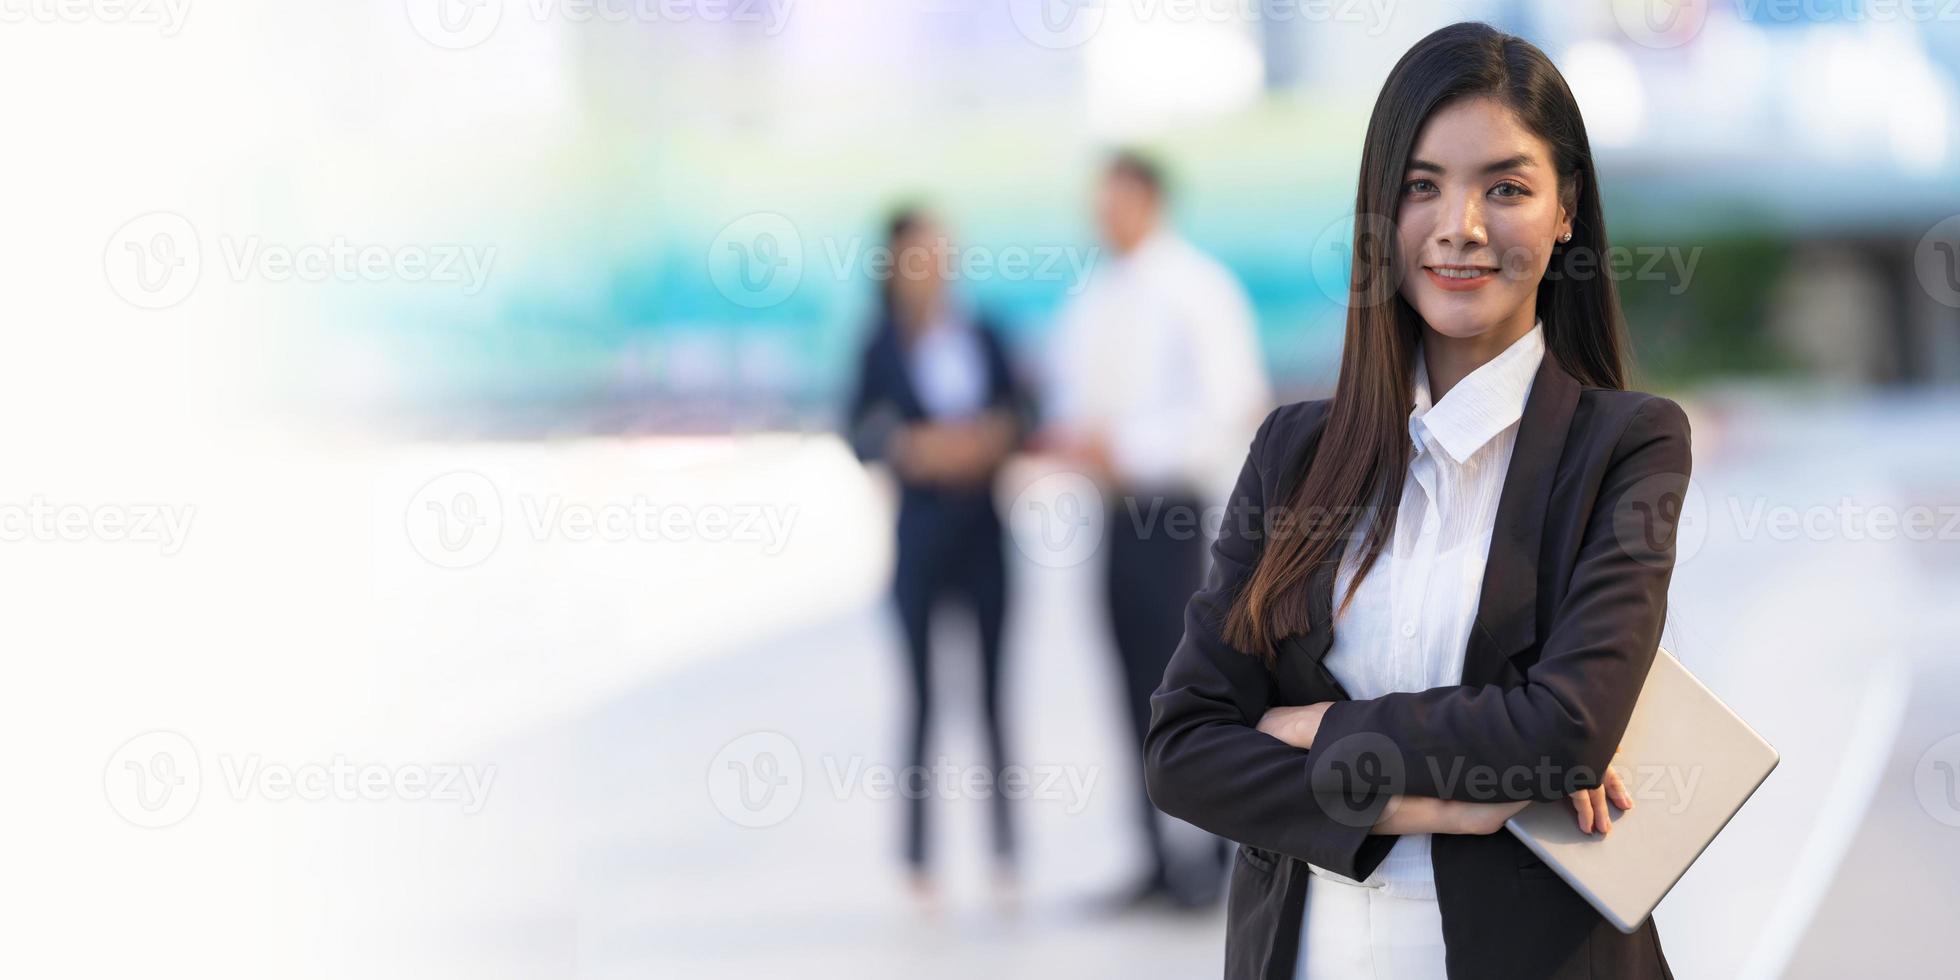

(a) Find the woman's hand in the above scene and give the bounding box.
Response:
[1255,702,1332,749]
[1261,708,1630,836]
[1446,798,1533,836]
[1568,745,1633,836]
[891,413,1017,485]
[1372,796,1529,836]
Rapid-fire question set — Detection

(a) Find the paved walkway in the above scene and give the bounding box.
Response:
[324,389,1960,978]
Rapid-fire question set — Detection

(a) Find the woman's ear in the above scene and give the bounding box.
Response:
[1558,174,1583,240]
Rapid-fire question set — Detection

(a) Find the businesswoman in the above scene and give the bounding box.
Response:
[845,206,1033,914]
[1144,23,1690,980]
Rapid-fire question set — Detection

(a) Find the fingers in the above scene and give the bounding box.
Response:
[1569,746,1630,837]
[1570,785,1613,835]
[1606,762,1634,813]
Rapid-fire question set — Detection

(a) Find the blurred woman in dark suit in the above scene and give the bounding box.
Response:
[845,206,1033,916]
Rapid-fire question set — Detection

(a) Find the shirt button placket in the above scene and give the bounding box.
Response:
[1405,452,1441,690]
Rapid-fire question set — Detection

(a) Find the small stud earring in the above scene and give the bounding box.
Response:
[1559,231,1572,243]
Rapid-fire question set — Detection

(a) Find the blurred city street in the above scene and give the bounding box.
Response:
[323,387,1960,979]
[12,4,1960,978]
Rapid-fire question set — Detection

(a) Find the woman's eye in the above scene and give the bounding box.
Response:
[1491,181,1528,198]
[1403,179,1435,195]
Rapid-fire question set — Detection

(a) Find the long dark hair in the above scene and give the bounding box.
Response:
[1223,22,1631,664]
[877,204,931,330]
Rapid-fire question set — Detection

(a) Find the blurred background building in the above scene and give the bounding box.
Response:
[278,0,1960,438]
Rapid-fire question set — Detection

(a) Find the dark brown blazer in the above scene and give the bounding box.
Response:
[1144,350,1691,980]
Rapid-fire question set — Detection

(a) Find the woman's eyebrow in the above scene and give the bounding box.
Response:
[1406,153,1538,175]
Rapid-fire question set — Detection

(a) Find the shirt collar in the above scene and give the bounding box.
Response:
[1113,226,1176,269]
[1410,319,1546,465]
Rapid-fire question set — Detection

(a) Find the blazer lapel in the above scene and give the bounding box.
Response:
[1275,558,1344,698]
[873,320,925,420]
[1459,351,1580,686]
[1270,352,1581,694]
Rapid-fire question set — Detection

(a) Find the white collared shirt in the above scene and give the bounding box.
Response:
[1047,228,1270,499]
[1306,319,1547,900]
[907,307,988,421]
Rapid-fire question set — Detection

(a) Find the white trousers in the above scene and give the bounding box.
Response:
[1297,871,1449,979]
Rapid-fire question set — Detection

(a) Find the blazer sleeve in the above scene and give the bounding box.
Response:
[979,320,1038,448]
[1310,396,1693,802]
[843,334,901,465]
[1144,406,1399,881]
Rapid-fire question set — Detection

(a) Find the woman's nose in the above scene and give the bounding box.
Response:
[1435,190,1486,250]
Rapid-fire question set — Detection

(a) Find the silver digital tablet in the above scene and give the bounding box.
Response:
[1504,646,1779,933]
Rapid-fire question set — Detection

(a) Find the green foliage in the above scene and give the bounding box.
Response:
[1615,236,1796,388]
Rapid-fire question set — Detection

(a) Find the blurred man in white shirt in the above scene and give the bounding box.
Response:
[1045,152,1271,910]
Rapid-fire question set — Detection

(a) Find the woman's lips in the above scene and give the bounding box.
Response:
[1424,266,1497,291]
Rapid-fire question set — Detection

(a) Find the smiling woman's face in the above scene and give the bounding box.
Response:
[1395,96,1573,342]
